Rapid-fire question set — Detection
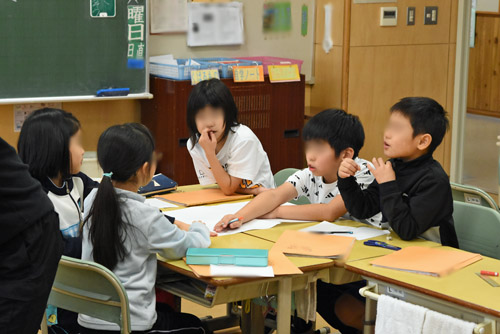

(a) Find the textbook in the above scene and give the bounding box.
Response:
[155,188,253,207]
[138,173,177,196]
[272,230,355,259]
[370,246,482,277]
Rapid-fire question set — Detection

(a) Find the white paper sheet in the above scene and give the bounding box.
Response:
[300,221,390,240]
[150,0,188,33]
[166,201,309,236]
[209,265,274,277]
[145,198,179,209]
[187,2,244,47]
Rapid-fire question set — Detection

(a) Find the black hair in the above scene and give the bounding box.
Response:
[302,109,365,158]
[186,78,239,148]
[18,108,81,182]
[390,97,449,154]
[83,123,155,270]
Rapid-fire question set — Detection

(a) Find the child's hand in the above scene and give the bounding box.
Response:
[199,128,217,155]
[214,214,242,232]
[339,158,360,178]
[368,157,396,184]
[190,220,218,236]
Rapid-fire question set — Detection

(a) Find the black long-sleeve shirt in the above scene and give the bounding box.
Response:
[338,154,459,247]
[0,137,55,245]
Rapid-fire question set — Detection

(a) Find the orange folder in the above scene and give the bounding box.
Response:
[370,246,482,277]
[272,230,355,259]
[155,188,253,207]
[187,250,302,278]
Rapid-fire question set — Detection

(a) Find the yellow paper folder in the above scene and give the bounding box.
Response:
[155,188,253,207]
[370,246,482,277]
[272,230,355,259]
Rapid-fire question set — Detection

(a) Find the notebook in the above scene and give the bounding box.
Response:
[370,246,482,277]
[155,188,253,207]
[186,248,268,267]
[272,230,355,259]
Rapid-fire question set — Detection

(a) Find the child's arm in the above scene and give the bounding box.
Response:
[338,158,381,218]
[263,195,348,222]
[214,182,298,232]
[199,129,242,195]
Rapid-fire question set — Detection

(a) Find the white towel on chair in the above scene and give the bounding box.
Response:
[422,310,476,334]
[375,295,427,334]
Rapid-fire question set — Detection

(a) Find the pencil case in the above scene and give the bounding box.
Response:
[186,248,268,267]
[138,173,177,197]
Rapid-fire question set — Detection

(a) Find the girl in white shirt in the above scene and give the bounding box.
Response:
[186,79,274,195]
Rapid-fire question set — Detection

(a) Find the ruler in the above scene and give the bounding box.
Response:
[476,273,500,287]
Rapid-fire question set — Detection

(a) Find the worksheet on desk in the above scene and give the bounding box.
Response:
[165,202,310,236]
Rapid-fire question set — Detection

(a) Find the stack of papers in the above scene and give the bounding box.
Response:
[300,221,390,240]
[273,230,355,259]
[370,246,482,277]
[166,201,311,235]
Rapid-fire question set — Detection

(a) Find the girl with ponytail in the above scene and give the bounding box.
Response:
[80,123,210,334]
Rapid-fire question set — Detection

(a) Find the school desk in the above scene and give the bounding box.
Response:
[157,232,335,334]
[345,250,500,334]
[245,221,441,284]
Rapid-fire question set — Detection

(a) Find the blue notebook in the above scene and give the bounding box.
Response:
[186,248,269,267]
[138,173,177,197]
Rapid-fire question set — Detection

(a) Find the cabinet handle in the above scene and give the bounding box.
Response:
[178,138,188,147]
[284,129,300,138]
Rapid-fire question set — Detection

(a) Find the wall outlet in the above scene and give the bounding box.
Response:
[380,7,397,26]
[424,6,438,25]
[407,7,415,25]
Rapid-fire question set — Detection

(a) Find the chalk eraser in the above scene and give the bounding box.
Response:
[96,88,130,97]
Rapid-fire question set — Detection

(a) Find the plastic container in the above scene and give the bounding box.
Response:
[193,57,262,78]
[149,59,211,80]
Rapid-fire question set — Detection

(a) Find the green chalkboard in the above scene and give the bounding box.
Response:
[0,0,147,100]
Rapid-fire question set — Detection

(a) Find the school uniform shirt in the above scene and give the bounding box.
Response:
[187,124,275,189]
[79,188,211,331]
[40,173,98,257]
[338,153,459,247]
[286,158,383,226]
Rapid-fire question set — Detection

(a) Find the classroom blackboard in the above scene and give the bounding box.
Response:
[0,0,149,102]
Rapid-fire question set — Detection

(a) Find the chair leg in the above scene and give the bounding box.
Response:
[40,311,49,334]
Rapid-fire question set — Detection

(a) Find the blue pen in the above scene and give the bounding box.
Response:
[364,240,401,251]
[227,217,243,226]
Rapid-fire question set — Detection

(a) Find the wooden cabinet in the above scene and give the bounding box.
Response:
[141,76,305,186]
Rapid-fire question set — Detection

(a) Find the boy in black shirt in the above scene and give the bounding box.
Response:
[338,97,458,247]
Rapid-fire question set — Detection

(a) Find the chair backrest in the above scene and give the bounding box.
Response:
[273,168,311,205]
[453,201,500,259]
[450,182,499,211]
[48,256,131,334]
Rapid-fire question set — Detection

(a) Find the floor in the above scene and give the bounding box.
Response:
[181,300,338,334]
[462,113,500,194]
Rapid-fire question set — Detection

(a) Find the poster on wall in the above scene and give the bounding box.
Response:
[187,2,244,47]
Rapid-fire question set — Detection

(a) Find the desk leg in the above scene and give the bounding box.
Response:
[277,277,292,334]
[364,296,376,334]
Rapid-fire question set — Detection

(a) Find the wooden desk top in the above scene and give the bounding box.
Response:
[345,253,500,318]
[158,232,334,287]
[244,220,441,265]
